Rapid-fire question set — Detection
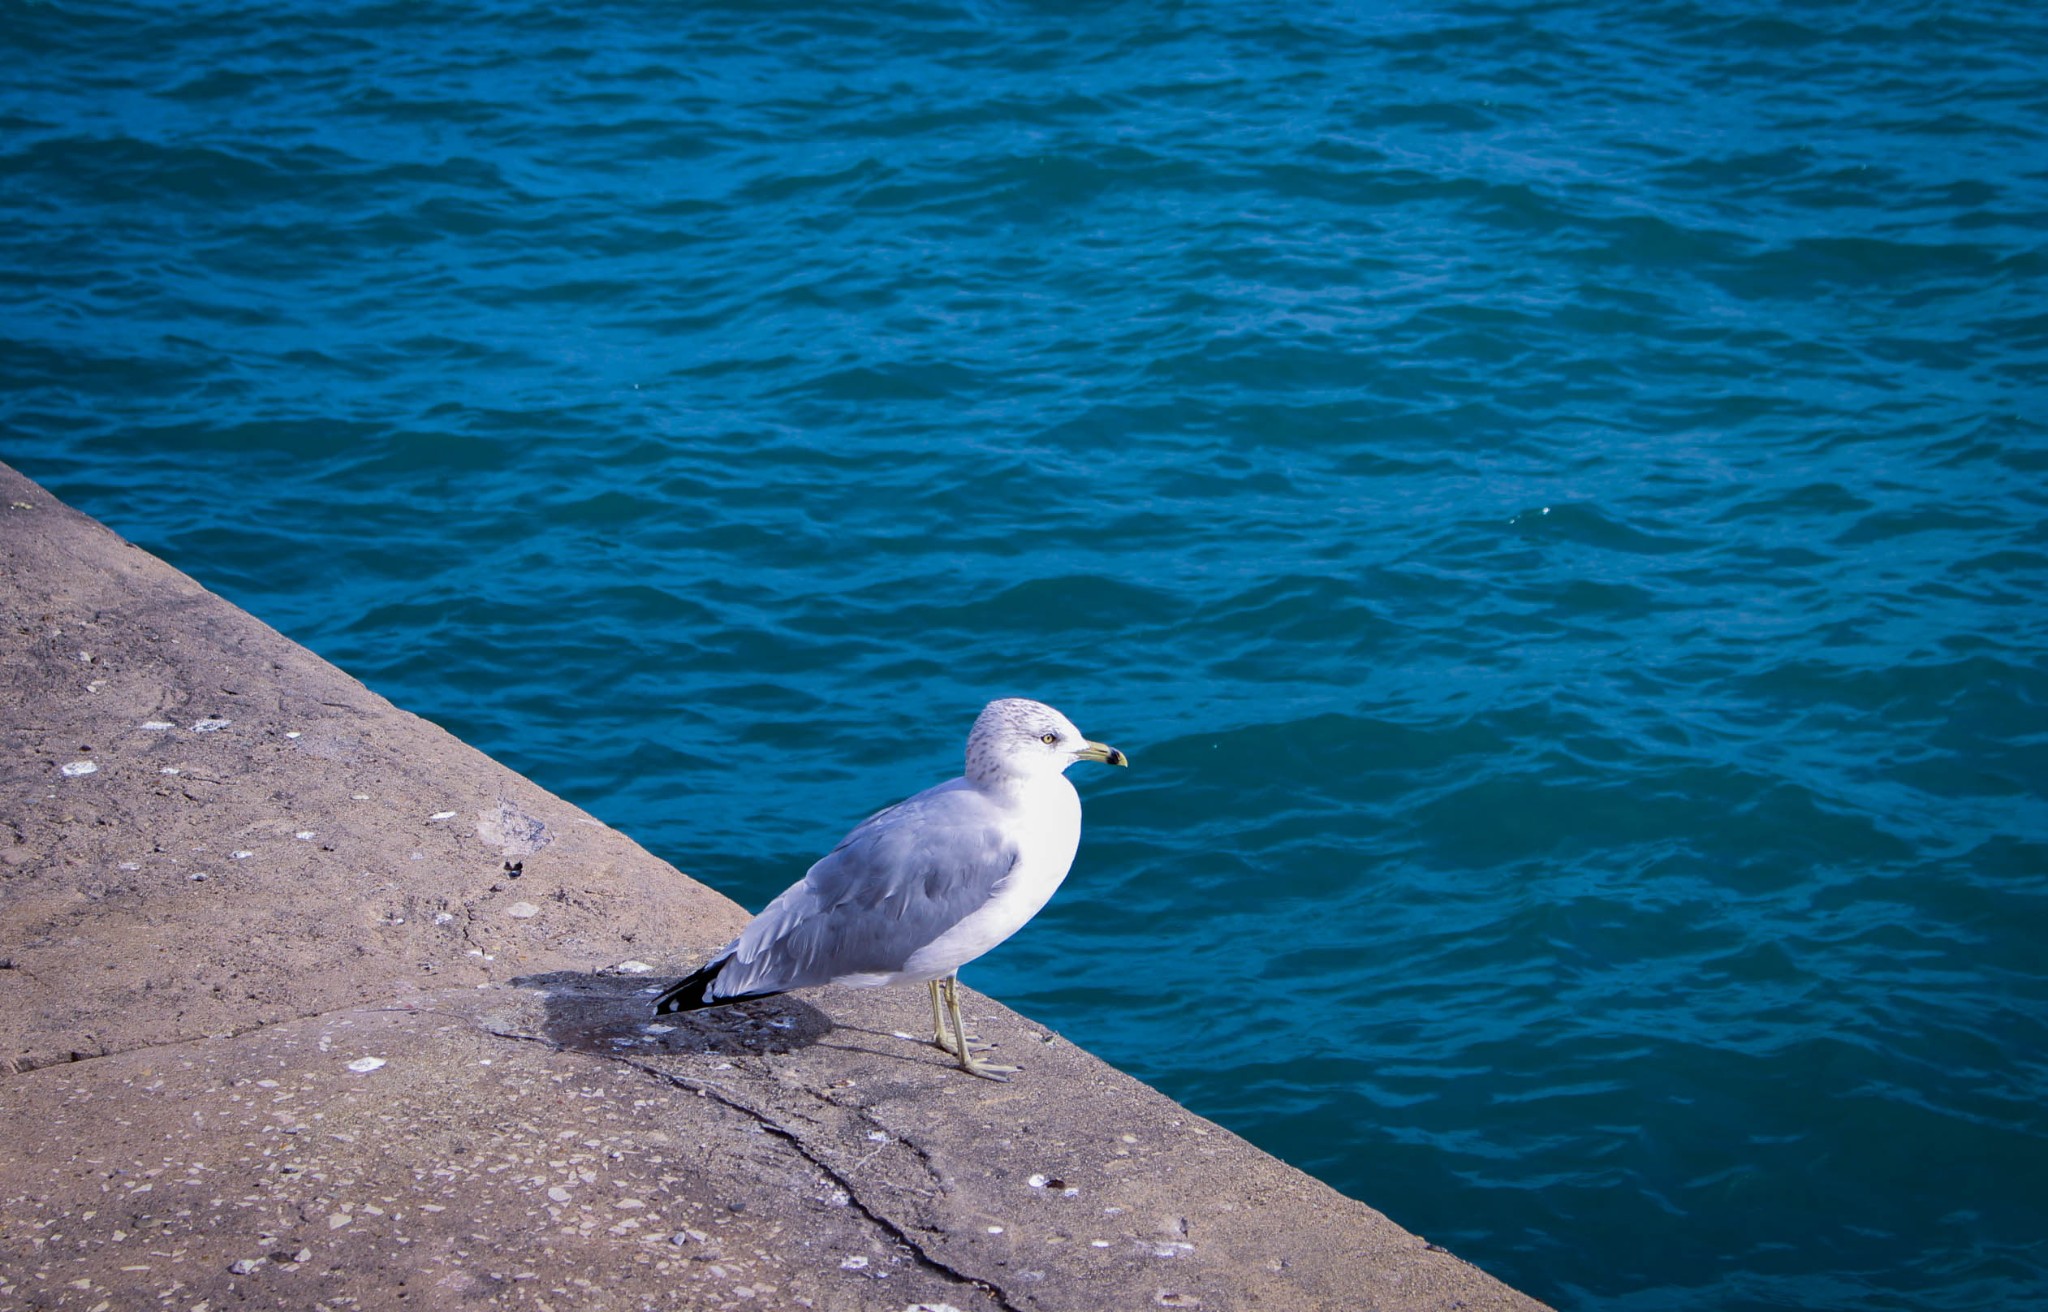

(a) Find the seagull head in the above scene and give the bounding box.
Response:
[965,697,1128,787]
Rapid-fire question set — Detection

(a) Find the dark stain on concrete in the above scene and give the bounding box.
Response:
[514,968,833,1060]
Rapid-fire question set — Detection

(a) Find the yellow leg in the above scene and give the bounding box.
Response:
[928,975,989,1056]
[928,979,949,1051]
[942,975,1016,1081]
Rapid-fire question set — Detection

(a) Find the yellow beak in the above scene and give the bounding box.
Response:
[1075,740,1129,768]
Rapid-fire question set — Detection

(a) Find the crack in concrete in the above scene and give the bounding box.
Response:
[2,996,481,1079]
[485,1024,1029,1312]
[455,909,488,958]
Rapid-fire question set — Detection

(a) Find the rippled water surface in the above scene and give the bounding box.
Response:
[7,2,2047,1306]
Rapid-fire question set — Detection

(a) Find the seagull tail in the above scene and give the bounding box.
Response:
[653,954,785,1015]
[651,955,733,1014]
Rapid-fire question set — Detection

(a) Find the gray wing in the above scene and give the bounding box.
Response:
[707,779,1019,1000]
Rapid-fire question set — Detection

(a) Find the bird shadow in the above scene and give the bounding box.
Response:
[511,970,833,1060]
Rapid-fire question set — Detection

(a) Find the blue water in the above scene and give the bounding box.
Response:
[6,2,2047,1306]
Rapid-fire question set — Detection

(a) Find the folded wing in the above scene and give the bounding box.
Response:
[693,780,1021,1004]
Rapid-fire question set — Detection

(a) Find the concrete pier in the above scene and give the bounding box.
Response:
[0,459,1548,1310]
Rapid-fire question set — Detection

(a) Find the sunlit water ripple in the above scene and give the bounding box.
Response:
[6,3,2047,1307]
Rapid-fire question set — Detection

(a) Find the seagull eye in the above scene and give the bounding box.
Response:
[1040,732,1058,745]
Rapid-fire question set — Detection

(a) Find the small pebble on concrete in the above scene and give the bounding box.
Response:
[346,1057,386,1073]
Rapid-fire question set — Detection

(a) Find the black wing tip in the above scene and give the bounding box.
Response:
[651,959,726,1014]
[651,955,787,1015]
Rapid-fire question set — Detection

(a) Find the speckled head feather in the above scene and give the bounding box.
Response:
[965,697,1090,786]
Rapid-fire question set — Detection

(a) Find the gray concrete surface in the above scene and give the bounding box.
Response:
[0,460,1550,1311]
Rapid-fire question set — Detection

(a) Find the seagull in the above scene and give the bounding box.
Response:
[653,697,1128,1080]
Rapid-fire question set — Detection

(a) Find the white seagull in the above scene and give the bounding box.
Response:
[653,697,1128,1079]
